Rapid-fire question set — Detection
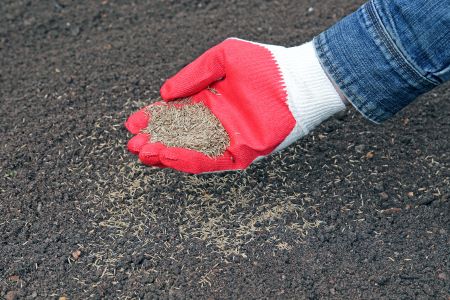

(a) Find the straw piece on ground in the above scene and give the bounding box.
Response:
[142,99,230,157]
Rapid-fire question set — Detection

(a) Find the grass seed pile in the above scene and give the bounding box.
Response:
[143,99,230,157]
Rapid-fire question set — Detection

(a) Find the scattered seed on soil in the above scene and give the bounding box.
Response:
[143,99,230,157]
[382,207,402,214]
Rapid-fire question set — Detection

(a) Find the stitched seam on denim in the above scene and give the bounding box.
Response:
[367,0,438,87]
[362,4,402,113]
[314,34,385,124]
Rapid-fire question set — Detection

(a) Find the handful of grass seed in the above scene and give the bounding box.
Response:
[142,99,230,157]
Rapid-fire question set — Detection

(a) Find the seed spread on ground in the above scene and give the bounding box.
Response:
[143,99,230,157]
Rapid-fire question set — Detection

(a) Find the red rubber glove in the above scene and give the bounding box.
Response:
[125,38,345,174]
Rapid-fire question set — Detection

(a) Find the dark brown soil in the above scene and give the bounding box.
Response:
[1,0,448,299]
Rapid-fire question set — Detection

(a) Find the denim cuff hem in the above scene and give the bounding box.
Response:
[314,34,383,124]
[313,1,438,124]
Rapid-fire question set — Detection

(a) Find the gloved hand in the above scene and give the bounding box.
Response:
[125,38,345,174]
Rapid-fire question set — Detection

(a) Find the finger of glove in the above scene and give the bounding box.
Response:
[127,133,150,154]
[160,44,226,100]
[139,142,166,166]
[125,100,168,134]
[159,147,237,174]
[125,109,149,134]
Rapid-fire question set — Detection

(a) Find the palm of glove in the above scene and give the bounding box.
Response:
[125,39,296,174]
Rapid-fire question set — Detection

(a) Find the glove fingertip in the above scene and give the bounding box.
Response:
[159,148,236,174]
[125,110,149,134]
[139,143,166,166]
[160,81,173,101]
[127,133,149,154]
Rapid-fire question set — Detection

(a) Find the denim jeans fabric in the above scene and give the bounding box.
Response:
[314,0,450,123]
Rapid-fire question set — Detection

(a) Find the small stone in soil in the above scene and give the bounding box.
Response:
[71,249,81,260]
[5,291,17,300]
[379,192,389,200]
[366,151,375,159]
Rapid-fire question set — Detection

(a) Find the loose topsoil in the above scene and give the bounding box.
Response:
[1,0,449,299]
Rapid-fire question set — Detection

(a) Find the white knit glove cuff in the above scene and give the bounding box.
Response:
[262,41,346,152]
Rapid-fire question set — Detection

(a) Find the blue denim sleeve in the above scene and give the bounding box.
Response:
[314,0,450,123]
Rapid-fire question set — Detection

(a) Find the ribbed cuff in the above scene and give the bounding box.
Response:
[266,41,346,151]
[290,42,347,132]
